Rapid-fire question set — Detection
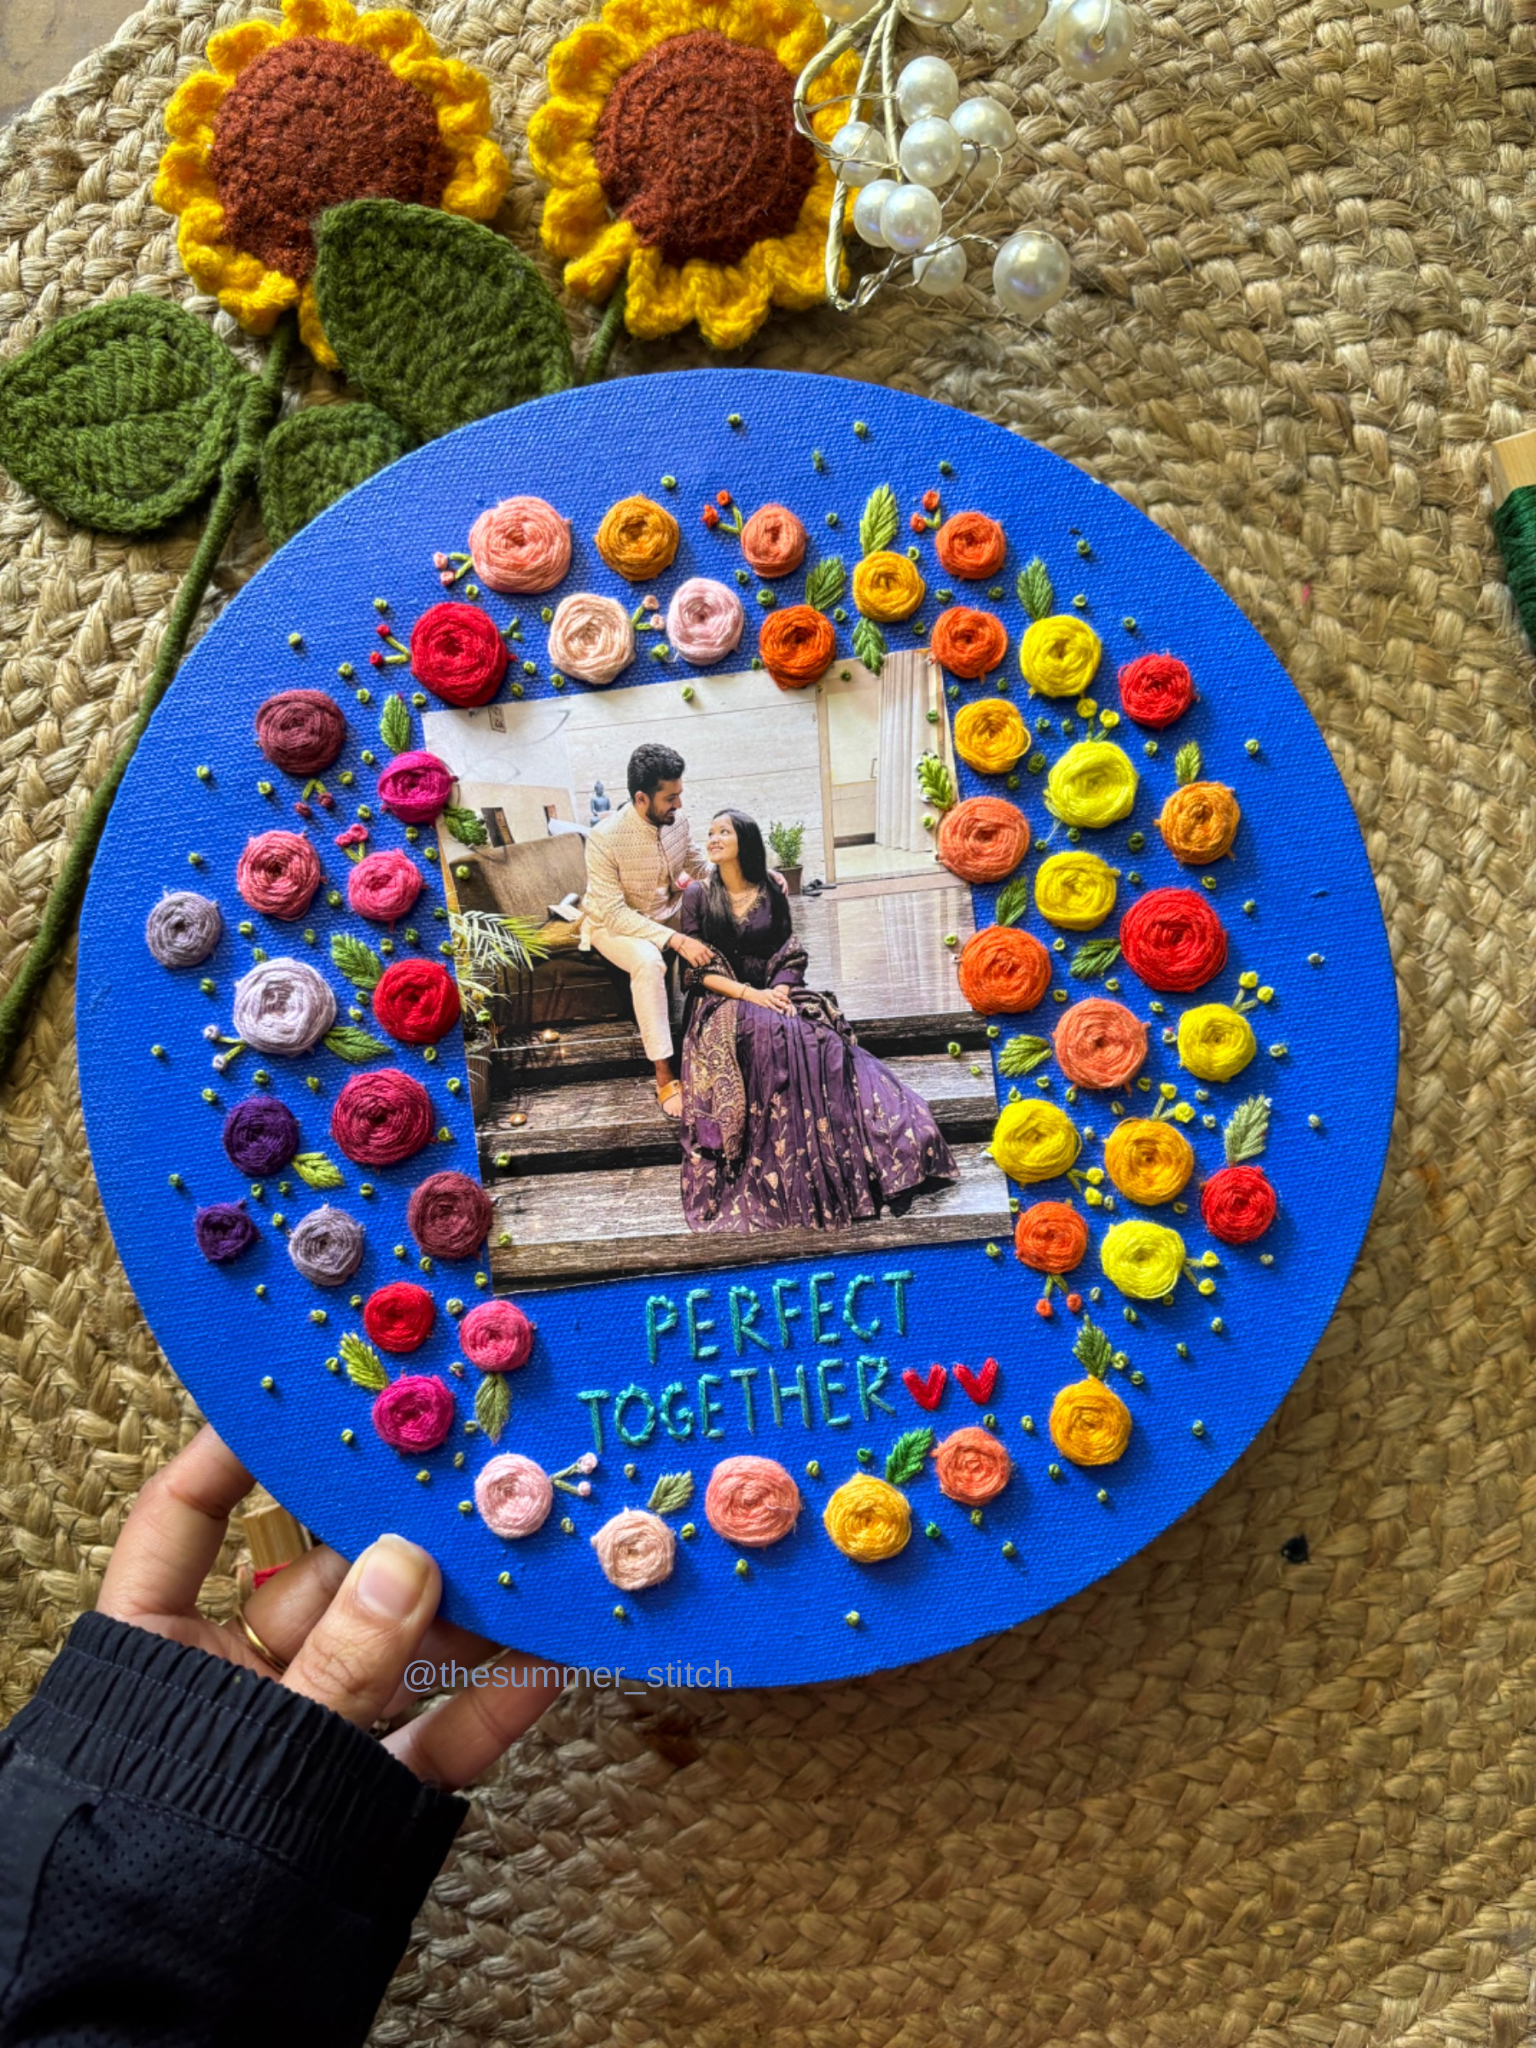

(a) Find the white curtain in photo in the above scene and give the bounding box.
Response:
[875,650,937,854]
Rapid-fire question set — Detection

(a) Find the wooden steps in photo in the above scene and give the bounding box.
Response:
[481,1051,1000,1177]
[489,1142,1012,1287]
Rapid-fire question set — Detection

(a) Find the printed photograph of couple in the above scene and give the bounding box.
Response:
[428,655,1013,1286]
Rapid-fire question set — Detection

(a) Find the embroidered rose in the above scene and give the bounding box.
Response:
[232,958,336,1057]
[590,1507,676,1589]
[934,511,1007,581]
[1053,998,1147,1090]
[852,550,925,623]
[475,1453,554,1537]
[822,1473,910,1562]
[1103,1117,1195,1205]
[376,750,453,825]
[1013,1201,1090,1274]
[1049,1378,1132,1466]
[740,503,807,578]
[953,698,1028,774]
[371,959,461,1044]
[935,796,1030,884]
[372,1374,456,1451]
[594,496,679,581]
[547,593,635,686]
[704,1456,801,1547]
[468,496,571,594]
[410,602,508,707]
[759,605,835,689]
[666,577,745,665]
[932,1426,1012,1506]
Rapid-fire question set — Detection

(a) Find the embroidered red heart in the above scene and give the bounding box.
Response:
[902,1362,947,1411]
[954,1357,998,1405]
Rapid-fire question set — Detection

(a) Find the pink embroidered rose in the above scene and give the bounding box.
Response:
[704,1456,801,1547]
[740,502,807,578]
[590,1507,675,1589]
[347,848,424,924]
[474,1453,555,1538]
[459,1298,536,1372]
[468,496,572,595]
[371,1375,455,1452]
[546,593,634,687]
[377,751,453,825]
[666,577,745,666]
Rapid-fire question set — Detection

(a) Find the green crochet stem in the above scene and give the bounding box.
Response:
[0,313,299,1091]
[582,274,628,386]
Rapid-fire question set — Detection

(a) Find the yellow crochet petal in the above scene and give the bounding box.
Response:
[205,20,280,78]
[410,56,491,135]
[622,249,691,340]
[298,285,340,370]
[440,138,511,220]
[542,182,612,256]
[175,196,230,253]
[153,144,219,215]
[347,7,435,65]
[527,102,605,187]
[600,0,694,52]
[564,220,638,303]
[280,0,360,41]
[546,23,641,104]
[162,71,229,144]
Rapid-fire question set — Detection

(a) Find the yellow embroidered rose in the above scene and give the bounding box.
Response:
[1020,614,1102,698]
[1049,1378,1132,1466]
[823,1473,911,1561]
[1103,1118,1195,1204]
[1099,1219,1186,1299]
[1033,849,1118,930]
[1159,780,1241,864]
[852,550,926,623]
[1177,1003,1257,1082]
[1044,741,1138,829]
[989,1099,1080,1184]
[953,699,1028,775]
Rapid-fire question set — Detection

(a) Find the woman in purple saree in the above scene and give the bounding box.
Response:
[673,811,957,1234]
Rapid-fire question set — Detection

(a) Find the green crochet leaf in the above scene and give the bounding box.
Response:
[330,932,383,989]
[291,1151,345,1190]
[475,1371,510,1443]
[443,804,489,848]
[852,615,887,675]
[313,202,575,443]
[379,693,413,756]
[0,296,251,535]
[259,402,410,549]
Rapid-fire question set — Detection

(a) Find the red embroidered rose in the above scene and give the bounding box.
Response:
[363,1281,436,1353]
[1200,1164,1277,1244]
[331,1068,435,1166]
[410,602,508,707]
[1117,653,1195,728]
[1118,888,1227,993]
[372,959,461,1044]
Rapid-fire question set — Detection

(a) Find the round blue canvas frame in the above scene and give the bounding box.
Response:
[77,369,1397,1688]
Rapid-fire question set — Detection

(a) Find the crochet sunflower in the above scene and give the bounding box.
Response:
[154,0,510,367]
[529,0,860,351]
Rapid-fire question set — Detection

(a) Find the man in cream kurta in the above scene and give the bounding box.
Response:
[581,743,711,1117]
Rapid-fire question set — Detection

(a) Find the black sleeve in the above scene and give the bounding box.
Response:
[0,1610,468,2048]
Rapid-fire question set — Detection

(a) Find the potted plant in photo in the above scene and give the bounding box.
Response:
[768,819,806,897]
[447,910,550,1118]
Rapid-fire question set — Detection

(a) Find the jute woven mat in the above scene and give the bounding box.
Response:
[3,2,1535,2039]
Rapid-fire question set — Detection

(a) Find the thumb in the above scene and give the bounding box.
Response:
[282,1533,439,1729]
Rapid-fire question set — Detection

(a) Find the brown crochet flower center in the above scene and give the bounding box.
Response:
[211,37,453,284]
[594,31,817,270]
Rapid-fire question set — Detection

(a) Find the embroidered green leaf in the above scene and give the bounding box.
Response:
[292,1151,345,1190]
[884,1426,935,1486]
[0,297,252,535]
[475,1371,510,1443]
[998,1033,1051,1077]
[1017,557,1054,623]
[1073,1319,1115,1381]
[379,693,413,755]
[1223,1093,1272,1165]
[804,555,846,610]
[324,1025,389,1063]
[994,877,1031,927]
[443,804,488,848]
[852,615,887,675]
[330,933,383,989]
[859,484,899,557]
[259,402,411,548]
[647,1470,694,1516]
[313,201,574,443]
[340,1332,387,1392]
[916,752,956,813]
[1175,741,1202,785]
[1069,936,1122,980]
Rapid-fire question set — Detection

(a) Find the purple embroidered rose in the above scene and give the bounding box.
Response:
[193,1201,258,1265]
[221,1096,302,1177]
[145,891,223,968]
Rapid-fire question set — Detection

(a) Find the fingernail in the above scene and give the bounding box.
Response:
[356,1533,430,1621]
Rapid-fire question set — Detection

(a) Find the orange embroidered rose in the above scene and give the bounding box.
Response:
[1157,780,1241,864]
[935,796,1030,884]
[1049,1378,1132,1467]
[931,605,1008,679]
[956,925,1051,1014]
[594,494,680,580]
[1053,997,1147,1090]
[740,502,807,578]
[934,511,1006,581]
[1013,1200,1090,1274]
[932,1425,1012,1505]
[759,605,835,688]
